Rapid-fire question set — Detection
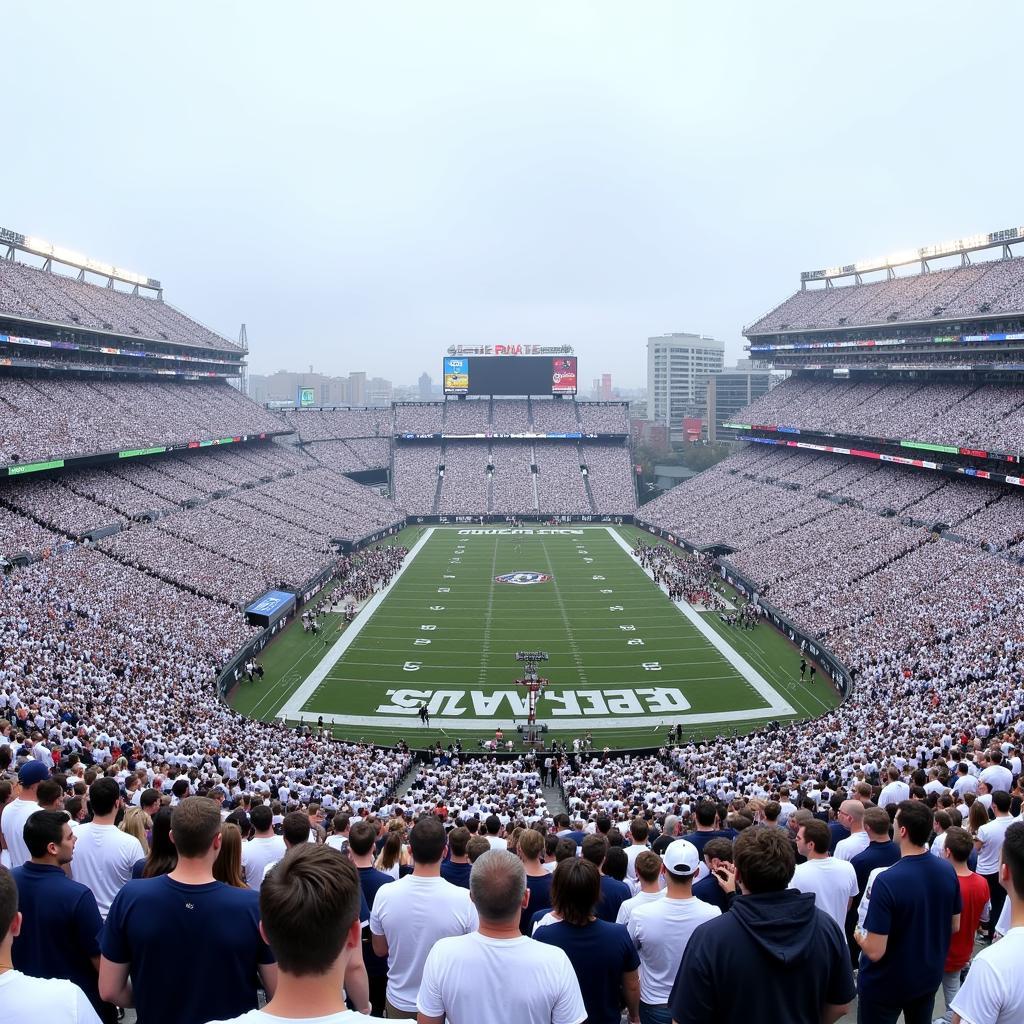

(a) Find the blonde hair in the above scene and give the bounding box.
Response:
[119,806,152,857]
[213,823,247,888]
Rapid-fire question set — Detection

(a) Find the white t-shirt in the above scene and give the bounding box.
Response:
[855,865,891,936]
[369,874,478,1013]
[994,897,1011,938]
[950,926,1024,1024]
[624,842,649,881]
[627,896,721,1004]
[205,1009,392,1023]
[789,857,859,927]
[976,818,1015,875]
[615,889,664,929]
[241,835,287,889]
[979,765,1013,793]
[0,798,43,869]
[485,836,508,850]
[0,970,102,1023]
[877,781,910,808]
[833,831,870,863]
[417,931,586,1024]
[70,823,146,920]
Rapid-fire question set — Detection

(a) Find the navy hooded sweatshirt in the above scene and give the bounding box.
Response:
[668,889,856,1024]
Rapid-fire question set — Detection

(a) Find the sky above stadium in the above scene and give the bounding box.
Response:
[5,2,1023,390]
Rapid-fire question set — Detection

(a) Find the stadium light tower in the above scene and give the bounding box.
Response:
[515,651,549,748]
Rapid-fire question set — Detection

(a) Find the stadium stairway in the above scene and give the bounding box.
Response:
[581,453,598,513]
[431,446,444,514]
[486,441,495,512]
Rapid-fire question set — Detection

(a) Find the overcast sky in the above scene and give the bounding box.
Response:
[5,2,1022,388]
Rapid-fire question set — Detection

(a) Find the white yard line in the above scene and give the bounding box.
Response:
[606,527,794,718]
[277,527,435,719]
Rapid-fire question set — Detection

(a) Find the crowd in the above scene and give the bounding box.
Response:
[281,408,392,442]
[748,251,1024,334]
[0,379,282,467]
[489,442,538,514]
[0,256,242,351]
[535,445,593,515]
[734,376,1024,454]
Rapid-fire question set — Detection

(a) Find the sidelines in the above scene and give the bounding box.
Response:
[277,527,435,720]
[605,527,794,719]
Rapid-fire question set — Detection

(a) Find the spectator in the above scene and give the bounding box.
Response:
[617,850,665,927]
[691,838,734,914]
[668,826,855,1024]
[100,796,277,1024]
[833,800,869,862]
[934,826,991,1023]
[136,808,176,879]
[627,840,719,1024]
[624,818,651,883]
[518,828,553,935]
[790,818,859,928]
[240,804,285,890]
[11,810,112,1022]
[1,760,50,869]
[0,865,102,1022]
[950,821,1024,1024]
[855,800,962,1024]
[348,819,395,1018]
[582,834,631,923]
[484,814,506,850]
[680,801,737,857]
[370,814,477,1019]
[261,811,315,885]
[72,777,146,921]
[535,858,641,1024]
[976,790,1015,942]
[416,849,586,1024]
[213,823,246,888]
[439,826,472,889]
[204,843,385,1023]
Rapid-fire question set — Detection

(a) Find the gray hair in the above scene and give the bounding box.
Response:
[663,814,679,837]
[469,849,527,922]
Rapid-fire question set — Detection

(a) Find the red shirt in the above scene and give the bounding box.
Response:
[945,870,990,971]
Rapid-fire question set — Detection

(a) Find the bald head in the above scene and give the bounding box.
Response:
[840,800,865,831]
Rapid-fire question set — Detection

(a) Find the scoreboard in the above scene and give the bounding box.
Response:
[443,356,577,396]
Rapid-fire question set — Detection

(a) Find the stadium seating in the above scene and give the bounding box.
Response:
[437,442,490,514]
[0,379,284,467]
[0,256,241,350]
[280,407,392,441]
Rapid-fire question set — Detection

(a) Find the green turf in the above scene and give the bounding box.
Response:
[231,526,838,748]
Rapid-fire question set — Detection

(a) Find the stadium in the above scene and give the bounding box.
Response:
[2,220,1023,1020]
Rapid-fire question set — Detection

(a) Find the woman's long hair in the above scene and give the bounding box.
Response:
[141,808,177,878]
[213,822,247,888]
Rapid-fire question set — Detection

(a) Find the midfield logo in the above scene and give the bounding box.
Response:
[494,572,553,585]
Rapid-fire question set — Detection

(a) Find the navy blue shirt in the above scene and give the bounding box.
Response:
[12,862,108,1020]
[692,873,730,913]
[440,860,472,889]
[828,820,850,853]
[358,865,394,978]
[535,919,640,1024]
[102,876,275,1024]
[859,852,962,1001]
[596,875,631,923]
[521,873,553,934]
[850,840,899,895]
[681,829,738,858]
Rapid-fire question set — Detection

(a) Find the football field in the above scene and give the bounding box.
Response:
[233,526,838,748]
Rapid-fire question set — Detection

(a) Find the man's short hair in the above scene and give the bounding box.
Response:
[484,814,501,836]
[250,804,273,833]
[634,850,662,883]
[470,850,526,923]
[467,836,491,862]
[895,800,933,847]
[581,834,608,866]
[943,826,974,864]
[993,791,1012,814]
[446,826,470,858]
[23,810,70,858]
[331,813,350,834]
[140,788,161,810]
[0,866,17,939]
[554,837,577,862]
[260,844,361,975]
[695,801,717,827]
[551,857,600,927]
[282,811,311,847]
[409,815,447,864]
[1002,822,1024,900]
[89,777,120,817]
[701,838,733,864]
[348,820,377,857]
[171,797,224,858]
[36,779,63,807]
[763,801,781,822]
[800,819,830,856]
[518,828,544,861]
[629,818,649,842]
[863,807,891,838]
[733,825,795,894]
